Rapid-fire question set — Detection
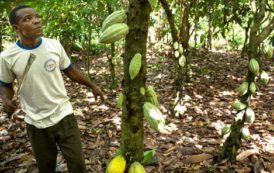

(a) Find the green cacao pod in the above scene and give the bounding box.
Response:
[221,124,231,136]
[117,93,124,109]
[146,86,158,106]
[101,10,127,32]
[140,87,146,96]
[143,102,165,132]
[178,45,184,54]
[260,71,269,85]
[99,23,129,44]
[129,53,142,80]
[238,81,248,96]
[129,162,146,173]
[248,58,260,75]
[173,41,179,50]
[249,82,256,94]
[232,100,246,110]
[245,107,255,124]
[106,155,126,173]
[174,51,180,58]
[241,127,251,141]
[179,55,186,67]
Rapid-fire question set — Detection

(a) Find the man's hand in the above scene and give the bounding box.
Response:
[3,99,17,117]
[91,85,105,102]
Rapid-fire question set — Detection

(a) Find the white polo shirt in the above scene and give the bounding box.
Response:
[0,37,73,128]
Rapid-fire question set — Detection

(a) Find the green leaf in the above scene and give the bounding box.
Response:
[148,0,158,10]
[142,149,158,165]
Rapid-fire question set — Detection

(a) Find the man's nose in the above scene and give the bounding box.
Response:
[33,17,41,24]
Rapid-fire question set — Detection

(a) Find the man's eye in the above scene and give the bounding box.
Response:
[23,17,31,22]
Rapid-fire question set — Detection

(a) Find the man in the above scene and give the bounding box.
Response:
[0,5,104,173]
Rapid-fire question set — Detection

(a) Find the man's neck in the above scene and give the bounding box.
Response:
[19,37,40,48]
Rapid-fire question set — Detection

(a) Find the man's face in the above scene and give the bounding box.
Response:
[13,8,43,39]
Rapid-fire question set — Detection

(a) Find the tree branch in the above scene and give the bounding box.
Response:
[252,0,266,33]
[257,16,274,43]
[159,0,179,42]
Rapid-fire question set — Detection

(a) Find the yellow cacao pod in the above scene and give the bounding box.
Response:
[146,86,158,106]
[143,102,165,133]
[260,71,269,85]
[249,82,256,94]
[129,53,142,80]
[232,100,246,111]
[101,10,127,32]
[129,162,146,173]
[106,155,126,173]
[238,81,248,96]
[245,107,255,124]
[248,58,259,75]
[99,23,129,44]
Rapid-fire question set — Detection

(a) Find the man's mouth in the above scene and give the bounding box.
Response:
[35,26,43,30]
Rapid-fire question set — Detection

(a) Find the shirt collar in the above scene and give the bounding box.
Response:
[16,37,42,50]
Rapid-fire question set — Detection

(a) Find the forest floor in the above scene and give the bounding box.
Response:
[0,48,273,173]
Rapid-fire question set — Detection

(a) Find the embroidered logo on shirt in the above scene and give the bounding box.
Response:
[44,59,56,72]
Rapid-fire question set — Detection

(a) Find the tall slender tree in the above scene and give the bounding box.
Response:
[120,0,151,165]
[220,0,274,162]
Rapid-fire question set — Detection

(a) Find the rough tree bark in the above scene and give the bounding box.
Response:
[121,0,151,165]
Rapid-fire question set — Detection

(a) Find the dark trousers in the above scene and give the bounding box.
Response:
[26,114,86,173]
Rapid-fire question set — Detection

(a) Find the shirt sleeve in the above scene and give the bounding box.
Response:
[58,42,72,70]
[0,54,15,86]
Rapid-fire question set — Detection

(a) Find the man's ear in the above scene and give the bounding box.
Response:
[12,24,20,33]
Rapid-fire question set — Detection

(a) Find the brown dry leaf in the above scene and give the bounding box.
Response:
[236,149,260,161]
[183,153,213,164]
[192,121,204,127]
[253,159,268,173]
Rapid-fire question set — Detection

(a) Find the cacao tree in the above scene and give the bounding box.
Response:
[120,0,151,167]
[219,0,274,162]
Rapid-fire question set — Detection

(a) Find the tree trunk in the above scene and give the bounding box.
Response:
[106,3,118,89]
[60,31,73,57]
[0,29,3,52]
[207,8,212,50]
[220,0,274,162]
[159,0,184,92]
[241,20,251,59]
[179,1,191,82]
[87,27,93,81]
[121,0,151,165]
[108,43,118,89]
[0,15,4,52]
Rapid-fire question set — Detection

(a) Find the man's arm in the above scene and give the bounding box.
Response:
[0,84,17,115]
[63,66,104,101]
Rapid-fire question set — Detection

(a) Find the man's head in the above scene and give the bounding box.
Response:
[9,5,43,40]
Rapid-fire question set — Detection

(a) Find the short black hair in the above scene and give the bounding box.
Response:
[9,4,31,25]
